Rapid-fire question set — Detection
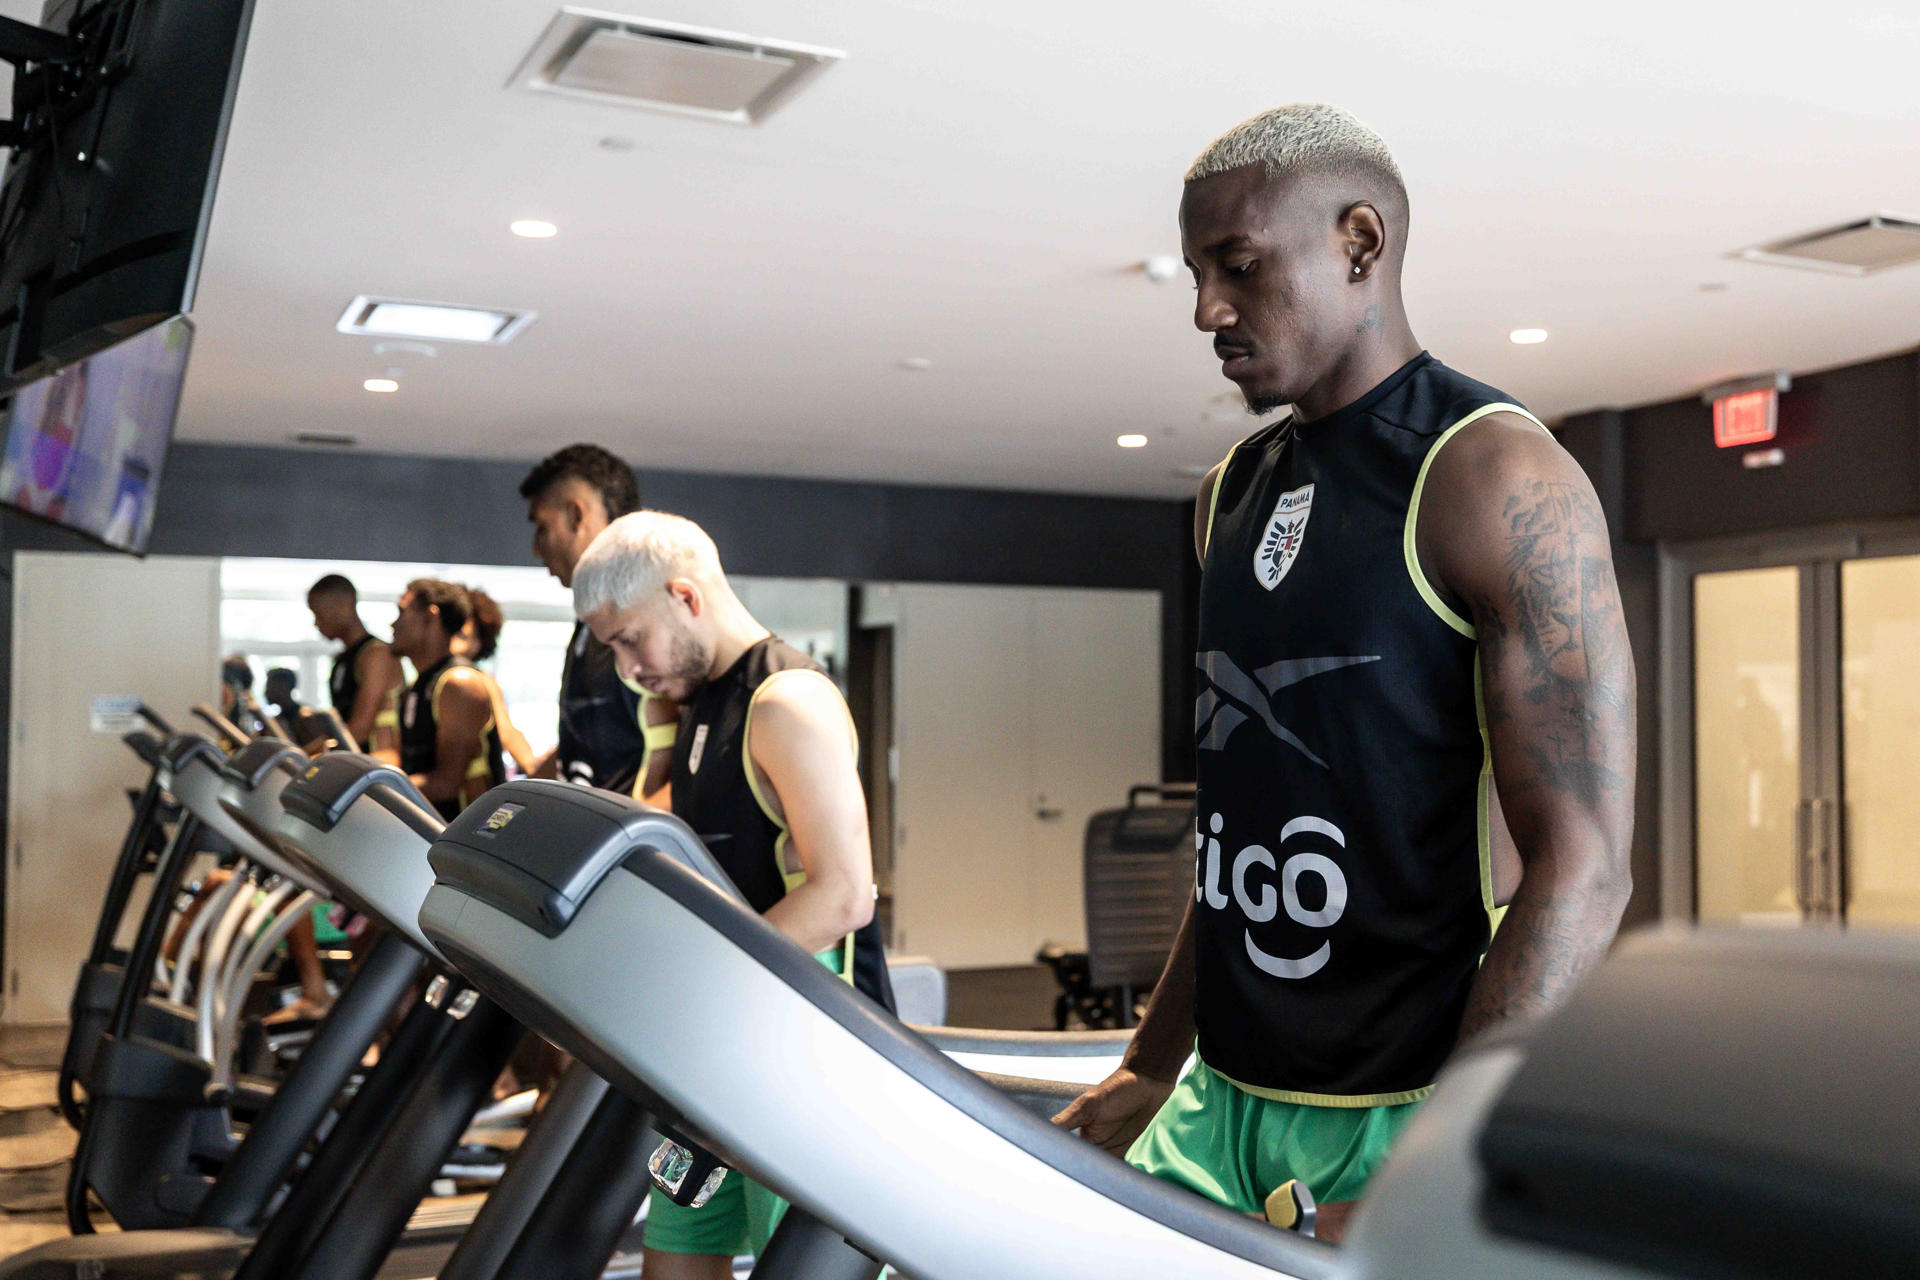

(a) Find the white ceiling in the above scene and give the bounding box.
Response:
[60,2,1920,495]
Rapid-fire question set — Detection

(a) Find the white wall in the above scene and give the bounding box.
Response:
[889,584,1160,969]
[6,552,221,1023]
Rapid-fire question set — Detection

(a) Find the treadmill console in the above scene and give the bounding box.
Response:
[1478,927,1920,1280]
[429,779,739,937]
[220,737,304,789]
[280,753,435,834]
[160,732,226,776]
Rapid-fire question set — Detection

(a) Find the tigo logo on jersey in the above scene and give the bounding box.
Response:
[1254,484,1314,590]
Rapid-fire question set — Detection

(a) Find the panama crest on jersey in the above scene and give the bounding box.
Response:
[1254,484,1314,590]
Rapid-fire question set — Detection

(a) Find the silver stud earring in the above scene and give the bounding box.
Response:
[1353,265,1362,275]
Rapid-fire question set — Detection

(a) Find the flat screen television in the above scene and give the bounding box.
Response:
[0,0,254,387]
[0,313,188,552]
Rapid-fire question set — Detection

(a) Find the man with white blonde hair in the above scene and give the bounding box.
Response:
[1055,104,1635,1239]
[573,510,893,1277]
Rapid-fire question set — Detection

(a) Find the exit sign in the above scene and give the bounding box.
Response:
[1714,388,1778,449]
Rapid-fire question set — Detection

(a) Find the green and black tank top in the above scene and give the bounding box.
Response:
[1194,351,1546,1105]
[398,654,506,822]
[329,634,375,716]
[670,636,894,1012]
[557,622,658,795]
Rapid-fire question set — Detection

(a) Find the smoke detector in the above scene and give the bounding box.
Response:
[1733,213,1920,276]
[508,10,843,126]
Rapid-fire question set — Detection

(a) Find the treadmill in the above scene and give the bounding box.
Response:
[419,779,1336,1279]
[1,747,567,1280]
[62,732,332,1236]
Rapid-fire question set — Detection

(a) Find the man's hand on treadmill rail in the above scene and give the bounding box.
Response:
[1050,1065,1177,1157]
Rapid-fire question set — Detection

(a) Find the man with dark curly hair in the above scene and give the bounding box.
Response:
[519,444,677,802]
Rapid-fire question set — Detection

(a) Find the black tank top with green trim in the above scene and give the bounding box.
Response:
[329,634,375,715]
[557,622,650,794]
[1195,352,1539,1102]
[670,636,894,1011]
[399,654,506,821]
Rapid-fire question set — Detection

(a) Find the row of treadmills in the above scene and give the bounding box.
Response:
[9,714,1916,1279]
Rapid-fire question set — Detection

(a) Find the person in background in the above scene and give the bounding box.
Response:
[264,667,304,728]
[519,444,677,804]
[374,579,506,821]
[451,587,539,776]
[307,573,406,750]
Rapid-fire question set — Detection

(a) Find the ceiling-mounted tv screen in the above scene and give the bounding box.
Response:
[0,314,189,553]
[0,0,255,387]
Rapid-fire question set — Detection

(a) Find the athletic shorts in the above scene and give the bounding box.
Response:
[641,944,847,1259]
[1125,1056,1420,1211]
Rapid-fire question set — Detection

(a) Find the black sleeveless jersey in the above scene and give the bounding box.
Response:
[1194,352,1544,1104]
[399,655,506,821]
[329,635,375,715]
[670,636,894,1012]
[557,623,650,794]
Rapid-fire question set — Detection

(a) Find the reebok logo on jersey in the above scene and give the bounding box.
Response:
[1195,651,1380,766]
[1253,484,1314,590]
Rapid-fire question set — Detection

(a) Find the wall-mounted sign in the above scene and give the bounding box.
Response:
[1713,388,1779,449]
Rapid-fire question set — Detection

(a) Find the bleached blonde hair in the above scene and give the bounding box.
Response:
[1186,103,1404,195]
[572,510,723,619]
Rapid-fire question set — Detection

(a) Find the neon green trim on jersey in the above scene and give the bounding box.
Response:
[1202,442,1243,558]
[1402,402,1550,638]
[1208,1059,1435,1109]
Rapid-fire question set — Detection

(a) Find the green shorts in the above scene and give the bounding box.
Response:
[1125,1057,1421,1211]
[642,943,850,1259]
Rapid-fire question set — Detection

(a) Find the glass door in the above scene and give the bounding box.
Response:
[1672,531,1920,930]
[1840,554,1920,927]
[1692,567,1806,925]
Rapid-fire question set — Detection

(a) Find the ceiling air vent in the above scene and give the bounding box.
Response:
[508,10,843,126]
[1734,213,1920,276]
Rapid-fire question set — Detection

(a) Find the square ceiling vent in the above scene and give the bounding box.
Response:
[508,9,843,126]
[1734,213,1920,276]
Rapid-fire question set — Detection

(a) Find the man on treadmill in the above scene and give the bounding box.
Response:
[307,573,405,748]
[374,578,505,822]
[573,510,891,1278]
[1055,104,1636,1241]
[520,444,677,802]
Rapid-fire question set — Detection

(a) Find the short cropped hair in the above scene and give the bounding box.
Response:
[572,511,721,620]
[308,573,356,602]
[465,588,505,662]
[1187,103,1404,205]
[519,444,641,521]
[404,578,470,638]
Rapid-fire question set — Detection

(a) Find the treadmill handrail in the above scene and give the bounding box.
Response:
[912,1026,1134,1057]
[616,844,1333,1275]
[368,783,445,842]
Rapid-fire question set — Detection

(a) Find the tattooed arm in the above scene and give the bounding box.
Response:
[1419,415,1635,1043]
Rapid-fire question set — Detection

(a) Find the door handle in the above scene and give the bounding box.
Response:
[1034,807,1064,822]
[1793,798,1813,915]
[1801,797,1837,921]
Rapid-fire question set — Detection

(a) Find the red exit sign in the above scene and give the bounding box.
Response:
[1714,388,1778,449]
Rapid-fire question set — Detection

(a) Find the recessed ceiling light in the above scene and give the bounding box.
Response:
[898,356,932,372]
[510,219,558,239]
[363,378,399,393]
[338,296,535,345]
[1117,434,1149,449]
[1142,255,1181,284]
[1509,328,1549,345]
